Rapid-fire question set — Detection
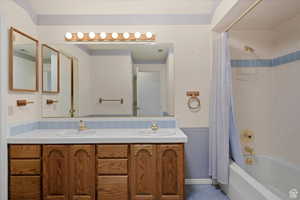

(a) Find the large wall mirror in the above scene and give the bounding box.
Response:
[9,27,39,92]
[42,44,60,93]
[41,43,174,118]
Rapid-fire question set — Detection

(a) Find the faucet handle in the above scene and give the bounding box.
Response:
[151,122,159,131]
[79,120,88,131]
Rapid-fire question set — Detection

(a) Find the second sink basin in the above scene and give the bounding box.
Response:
[139,130,176,136]
[56,129,97,137]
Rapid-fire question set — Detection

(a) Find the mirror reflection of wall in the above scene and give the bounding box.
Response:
[42,44,60,93]
[42,51,72,118]
[41,43,174,118]
[10,28,38,92]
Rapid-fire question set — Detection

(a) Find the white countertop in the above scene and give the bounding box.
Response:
[7,128,187,144]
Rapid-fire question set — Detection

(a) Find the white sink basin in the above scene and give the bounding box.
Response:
[56,129,97,137]
[139,130,176,136]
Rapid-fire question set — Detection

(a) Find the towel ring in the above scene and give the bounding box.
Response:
[187,96,201,110]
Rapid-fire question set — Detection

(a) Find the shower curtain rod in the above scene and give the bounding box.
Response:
[225,0,264,32]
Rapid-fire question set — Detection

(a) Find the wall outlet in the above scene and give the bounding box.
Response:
[8,105,14,116]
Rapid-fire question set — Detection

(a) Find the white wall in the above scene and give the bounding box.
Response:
[0,1,39,199]
[211,0,239,30]
[90,53,133,116]
[0,0,40,124]
[37,25,212,127]
[212,0,258,32]
[230,14,300,166]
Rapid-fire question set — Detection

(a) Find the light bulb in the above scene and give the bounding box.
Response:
[65,32,73,40]
[100,32,107,39]
[146,32,153,39]
[112,32,119,39]
[123,32,130,39]
[134,32,141,39]
[89,32,96,39]
[77,32,84,39]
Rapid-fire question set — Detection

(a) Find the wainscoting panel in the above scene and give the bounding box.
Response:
[181,127,209,179]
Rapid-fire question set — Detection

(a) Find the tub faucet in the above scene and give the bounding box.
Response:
[79,120,88,131]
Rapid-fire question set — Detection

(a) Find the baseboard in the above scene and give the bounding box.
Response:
[185,179,213,185]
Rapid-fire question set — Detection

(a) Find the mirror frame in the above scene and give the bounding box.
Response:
[42,44,60,93]
[9,27,39,92]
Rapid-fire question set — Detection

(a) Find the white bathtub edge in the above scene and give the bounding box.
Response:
[225,162,282,200]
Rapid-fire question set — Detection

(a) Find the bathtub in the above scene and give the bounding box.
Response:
[222,156,300,200]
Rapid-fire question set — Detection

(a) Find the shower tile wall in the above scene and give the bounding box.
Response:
[232,50,300,166]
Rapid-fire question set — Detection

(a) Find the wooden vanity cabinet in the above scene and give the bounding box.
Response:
[70,145,96,200]
[43,145,95,200]
[157,144,184,200]
[130,145,157,200]
[97,145,129,200]
[9,145,42,200]
[9,144,184,200]
[43,145,69,200]
[130,144,184,200]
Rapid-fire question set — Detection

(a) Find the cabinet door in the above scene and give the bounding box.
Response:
[157,144,184,200]
[43,145,69,200]
[70,145,96,200]
[130,145,156,200]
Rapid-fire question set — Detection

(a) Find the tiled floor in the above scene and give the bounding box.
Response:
[185,185,230,200]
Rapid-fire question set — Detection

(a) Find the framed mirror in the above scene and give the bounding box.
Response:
[9,27,39,92]
[42,44,60,93]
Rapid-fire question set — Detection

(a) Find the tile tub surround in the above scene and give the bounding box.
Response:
[231,50,300,67]
[9,118,177,136]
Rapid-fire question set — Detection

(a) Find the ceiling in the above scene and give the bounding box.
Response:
[77,43,172,63]
[231,0,300,30]
[26,0,220,15]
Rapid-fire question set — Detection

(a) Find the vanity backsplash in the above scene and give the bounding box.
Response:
[9,119,177,136]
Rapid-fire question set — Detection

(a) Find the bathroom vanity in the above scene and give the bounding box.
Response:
[7,27,186,200]
[7,128,187,200]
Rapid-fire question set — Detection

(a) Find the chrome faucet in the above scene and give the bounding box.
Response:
[150,122,159,131]
[79,120,88,131]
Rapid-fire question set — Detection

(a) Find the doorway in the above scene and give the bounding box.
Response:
[137,71,162,116]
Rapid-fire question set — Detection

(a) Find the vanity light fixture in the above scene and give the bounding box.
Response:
[64,32,155,41]
[88,32,96,39]
[65,32,73,40]
[112,32,119,39]
[77,32,84,40]
[134,32,141,39]
[123,32,130,39]
[100,32,107,39]
[146,32,153,39]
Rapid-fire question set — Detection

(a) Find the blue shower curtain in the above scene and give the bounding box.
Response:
[209,32,244,184]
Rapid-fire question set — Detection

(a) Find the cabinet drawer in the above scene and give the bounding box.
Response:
[72,197,93,200]
[10,159,41,175]
[97,145,128,158]
[98,159,128,175]
[10,176,41,200]
[97,176,128,200]
[10,145,41,159]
